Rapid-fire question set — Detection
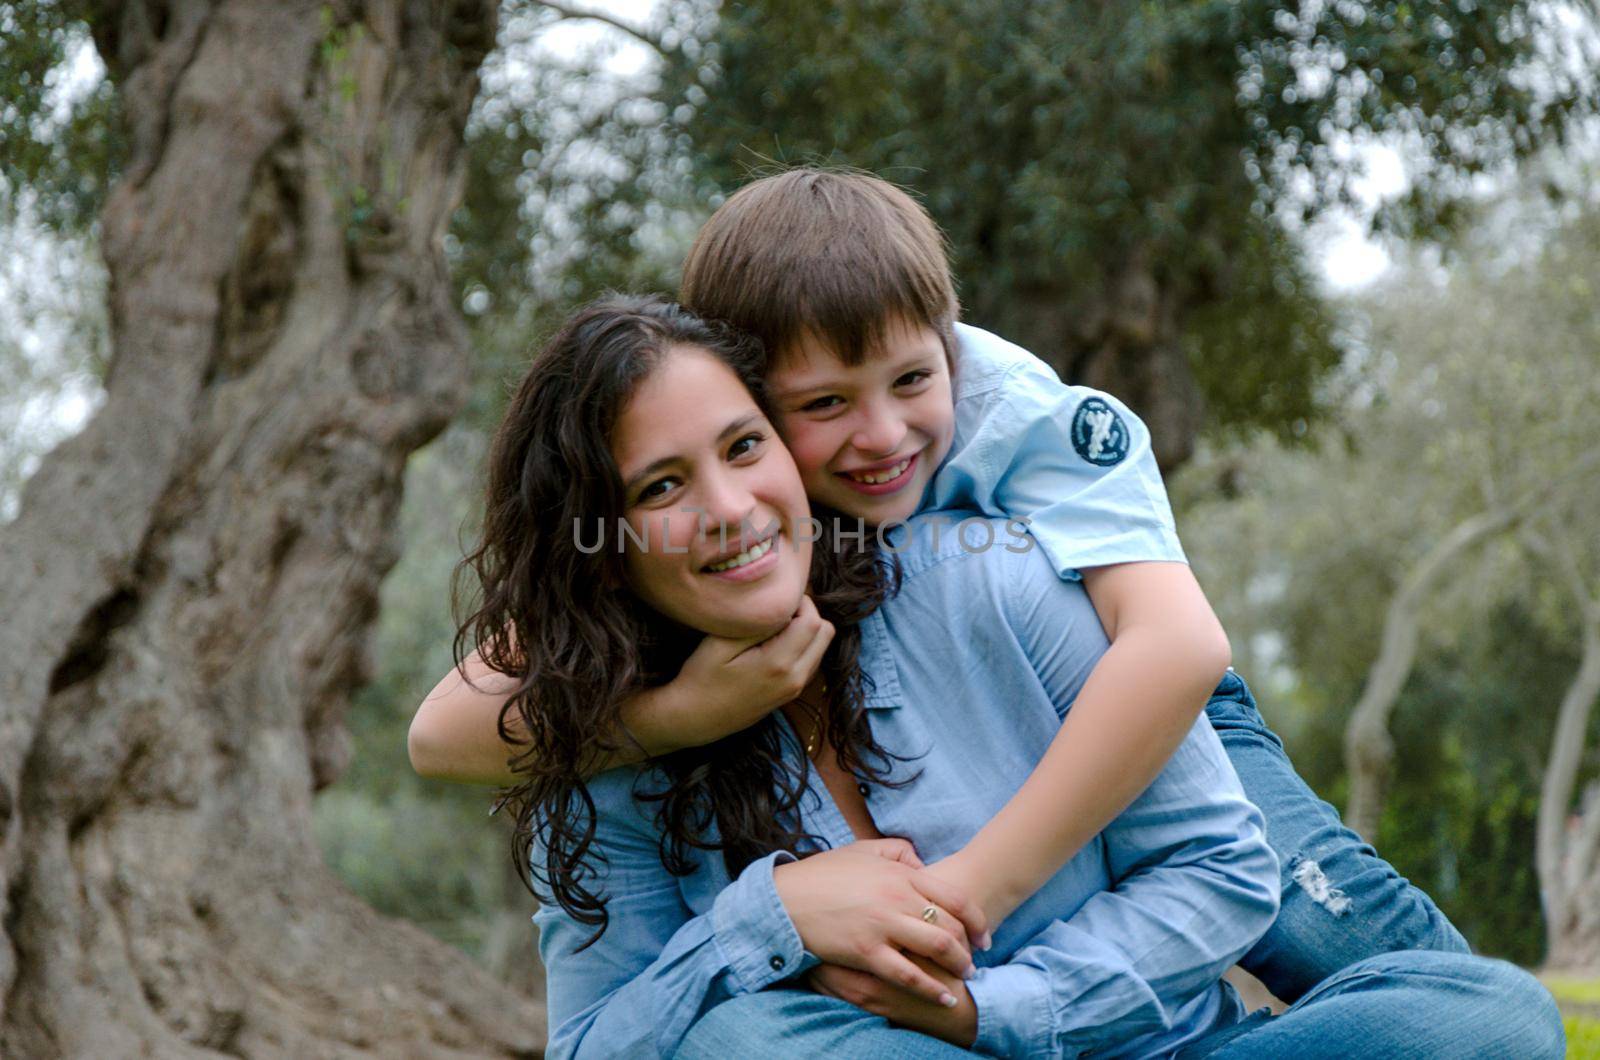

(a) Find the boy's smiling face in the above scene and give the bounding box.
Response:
[766,316,956,526]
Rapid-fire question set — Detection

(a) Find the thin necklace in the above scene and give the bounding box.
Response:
[800,680,829,758]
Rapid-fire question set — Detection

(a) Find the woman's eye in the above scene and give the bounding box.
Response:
[800,395,842,413]
[729,433,764,459]
[637,478,678,503]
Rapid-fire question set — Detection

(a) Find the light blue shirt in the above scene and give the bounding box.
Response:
[925,323,1186,580]
[535,514,1278,1059]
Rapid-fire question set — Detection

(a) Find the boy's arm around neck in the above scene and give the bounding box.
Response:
[407,644,670,787]
[407,600,835,785]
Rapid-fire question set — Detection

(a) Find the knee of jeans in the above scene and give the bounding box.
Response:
[1464,959,1565,1059]
[1358,952,1565,1059]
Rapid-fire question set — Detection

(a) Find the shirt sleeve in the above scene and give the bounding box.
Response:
[939,330,1186,581]
[967,555,1279,1058]
[536,772,814,1059]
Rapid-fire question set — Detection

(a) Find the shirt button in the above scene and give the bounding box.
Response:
[857,783,871,797]
[769,954,786,971]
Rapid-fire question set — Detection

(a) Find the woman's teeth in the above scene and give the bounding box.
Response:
[706,536,775,573]
[847,457,911,484]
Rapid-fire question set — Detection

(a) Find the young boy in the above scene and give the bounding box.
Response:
[411,167,1474,1006]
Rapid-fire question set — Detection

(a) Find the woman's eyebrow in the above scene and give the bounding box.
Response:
[622,455,681,495]
[716,411,763,441]
[621,412,764,493]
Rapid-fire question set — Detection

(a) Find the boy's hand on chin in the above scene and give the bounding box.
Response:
[663,595,834,747]
[807,958,978,1048]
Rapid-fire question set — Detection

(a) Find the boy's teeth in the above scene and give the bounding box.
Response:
[848,457,911,484]
[707,536,774,573]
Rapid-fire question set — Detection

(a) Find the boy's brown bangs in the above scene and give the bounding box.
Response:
[682,168,958,365]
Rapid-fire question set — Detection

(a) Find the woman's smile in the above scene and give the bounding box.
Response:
[702,530,783,580]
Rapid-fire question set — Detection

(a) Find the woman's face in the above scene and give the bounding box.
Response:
[612,345,813,639]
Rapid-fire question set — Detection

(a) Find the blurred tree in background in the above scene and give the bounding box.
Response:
[1175,177,1600,964]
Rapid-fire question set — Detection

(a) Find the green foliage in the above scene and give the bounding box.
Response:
[1566,1014,1600,1058]
[1548,976,1600,1006]
[447,7,702,431]
[666,0,1594,440]
[0,2,120,231]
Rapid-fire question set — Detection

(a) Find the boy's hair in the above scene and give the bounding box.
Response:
[680,167,958,365]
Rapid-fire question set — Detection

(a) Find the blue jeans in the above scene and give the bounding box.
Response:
[675,953,1563,1059]
[1204,670,1471,1001]
[674,988,973,1059]
[1176,950,1563,1059]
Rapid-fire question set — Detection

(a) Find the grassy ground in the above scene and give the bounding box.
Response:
[1544,977,1600,1057]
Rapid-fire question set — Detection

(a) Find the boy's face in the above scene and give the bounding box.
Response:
[766,316,955,527]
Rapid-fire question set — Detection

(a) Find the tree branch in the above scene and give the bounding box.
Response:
[530,0,670,56]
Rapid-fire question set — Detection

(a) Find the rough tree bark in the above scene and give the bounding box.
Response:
[0,1,543,1055]
[1530,529,1600,971]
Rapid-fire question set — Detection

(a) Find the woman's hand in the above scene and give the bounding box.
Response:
[807,958,978,1048]
[773,838,988,1007]
[648,595,834,751]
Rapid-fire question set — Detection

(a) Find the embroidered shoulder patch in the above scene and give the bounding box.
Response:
[1069,397,1129,466]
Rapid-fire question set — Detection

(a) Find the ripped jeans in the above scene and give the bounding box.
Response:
[1205,670,1471,1001]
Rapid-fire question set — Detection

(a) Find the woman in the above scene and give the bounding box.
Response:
[454,295,1561,1059]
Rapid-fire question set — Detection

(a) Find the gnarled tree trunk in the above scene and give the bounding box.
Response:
[0,1,542,1054]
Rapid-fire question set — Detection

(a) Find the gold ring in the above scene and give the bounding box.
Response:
[920,905,939,924]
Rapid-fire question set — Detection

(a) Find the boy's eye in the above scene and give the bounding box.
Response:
[895,369,933,388]
[728,432,765,459]
[799,395,843,413]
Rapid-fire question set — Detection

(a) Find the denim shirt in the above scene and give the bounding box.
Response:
[927,323,1187,580]
[534,513,1279,1059]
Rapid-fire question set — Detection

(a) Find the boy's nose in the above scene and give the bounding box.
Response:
[850,406,908,458]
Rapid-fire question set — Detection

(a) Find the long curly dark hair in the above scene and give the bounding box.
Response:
[455,295,903,946]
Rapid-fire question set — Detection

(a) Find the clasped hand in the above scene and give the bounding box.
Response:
[772,838,988,1045]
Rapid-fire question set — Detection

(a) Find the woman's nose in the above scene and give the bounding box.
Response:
[697,474,756,541]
